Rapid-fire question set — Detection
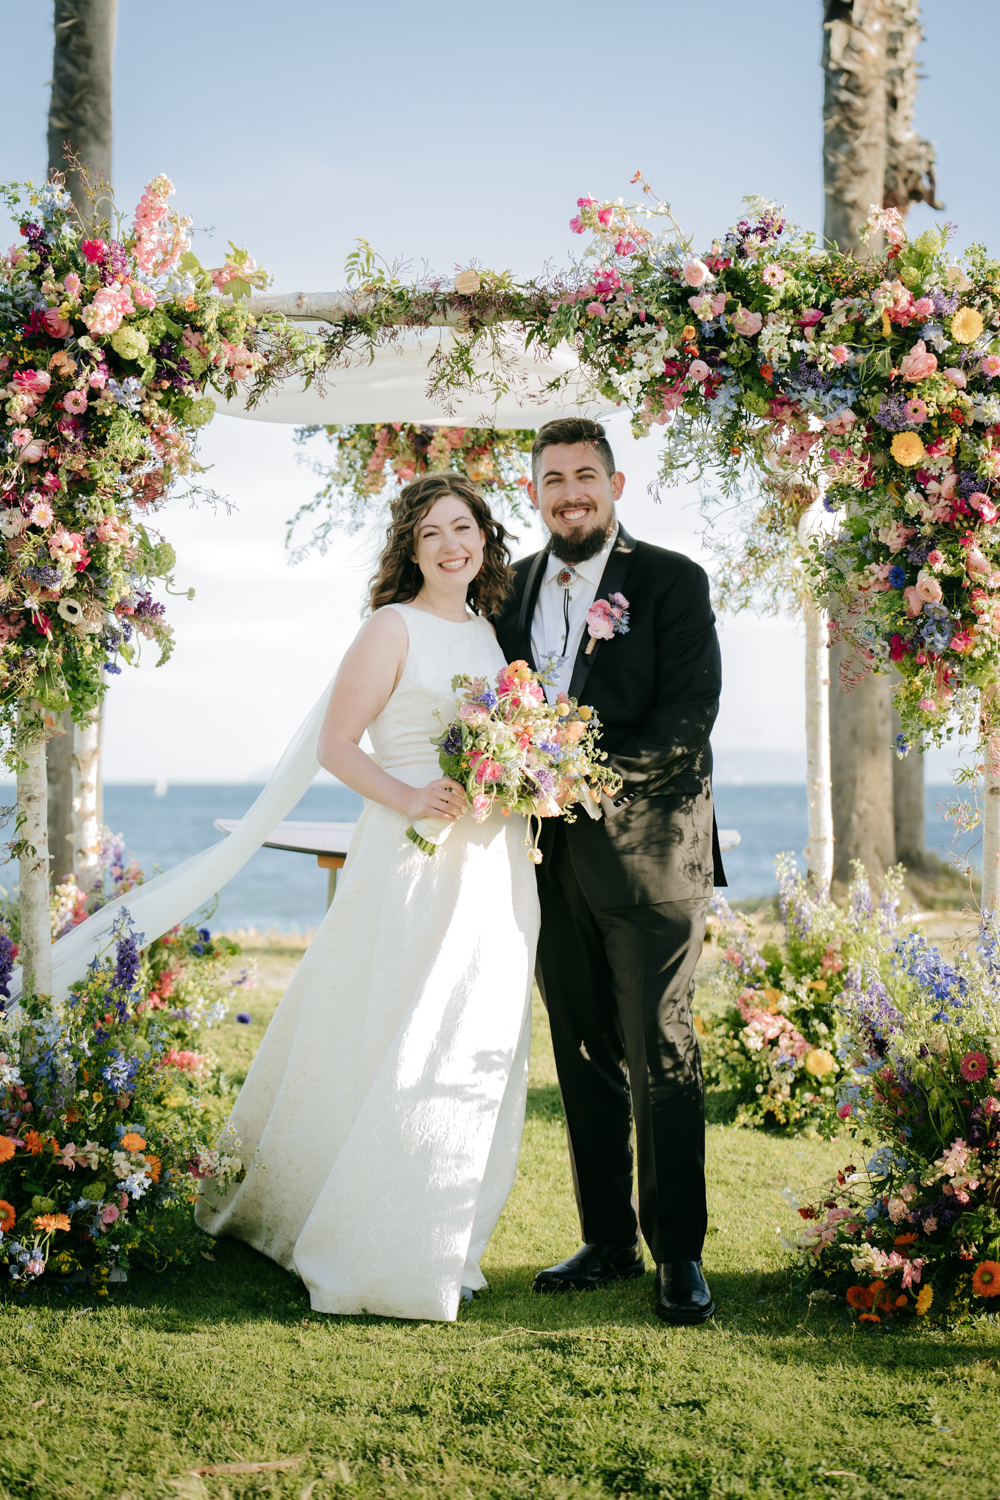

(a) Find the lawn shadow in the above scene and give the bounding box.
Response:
[525,1084,563,1121]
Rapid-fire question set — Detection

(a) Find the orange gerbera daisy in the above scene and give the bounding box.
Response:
[121,1132,146,1153]
[33,1212,70,1233]
[846,1284,874,1309]
[894,1233,918,1247]
[972,1260,1000,1298]
[859,1312,881,1323]
[0,1199,15,1232]
[144,1153,162,1183]
[0,1136,15,1164]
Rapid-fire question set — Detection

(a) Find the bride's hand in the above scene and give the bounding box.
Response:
[406,777,468,821]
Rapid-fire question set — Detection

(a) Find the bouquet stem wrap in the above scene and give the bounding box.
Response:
[406,817,453,855]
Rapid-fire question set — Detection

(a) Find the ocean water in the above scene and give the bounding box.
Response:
[4,782,972,934]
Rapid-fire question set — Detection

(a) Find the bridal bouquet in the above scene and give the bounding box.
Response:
[405,659,622,861]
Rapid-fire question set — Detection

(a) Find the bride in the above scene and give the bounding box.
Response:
[195,473,540,1321]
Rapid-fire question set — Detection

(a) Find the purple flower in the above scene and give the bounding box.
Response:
[237,1012,252,1025]
[888,565,906,589]
[533,769,556,796]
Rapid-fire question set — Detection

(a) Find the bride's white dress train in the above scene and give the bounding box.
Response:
[195,604,539,1321]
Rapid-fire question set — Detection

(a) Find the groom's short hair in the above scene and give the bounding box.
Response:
[531,418,616,484]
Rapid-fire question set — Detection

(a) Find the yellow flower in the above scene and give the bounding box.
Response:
[804,1048,836,1077]
[681,325,697,342]
[577,705,592,721]
[881,310,892,339]
[916,1284,933,1315]
[891,431,926,467]
[951,306,984,344]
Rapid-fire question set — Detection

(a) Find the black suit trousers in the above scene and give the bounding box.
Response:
[535,821,708,1262]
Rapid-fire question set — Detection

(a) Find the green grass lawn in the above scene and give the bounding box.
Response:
[3,938,1000,1500]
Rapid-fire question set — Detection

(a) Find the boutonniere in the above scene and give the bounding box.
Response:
[585,593,630,654]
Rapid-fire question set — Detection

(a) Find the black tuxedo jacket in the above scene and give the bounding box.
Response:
[493,523,726,908]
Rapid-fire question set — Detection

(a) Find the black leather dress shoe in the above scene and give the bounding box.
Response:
[655,1260,715,1324]
[533,1241,645,1293]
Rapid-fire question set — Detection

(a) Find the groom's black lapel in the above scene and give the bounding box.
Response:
[516,548,548,669]
[567,524,638,703]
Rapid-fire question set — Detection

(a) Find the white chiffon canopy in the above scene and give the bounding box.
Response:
[10,678,334,1002]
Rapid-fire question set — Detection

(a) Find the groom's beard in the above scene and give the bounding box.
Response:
[546,515,615,566]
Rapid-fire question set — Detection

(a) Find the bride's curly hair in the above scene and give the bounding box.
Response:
[366,473,514,617]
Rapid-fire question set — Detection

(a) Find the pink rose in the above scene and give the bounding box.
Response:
[903,586,923,618]
[915,574,943,604]
[911,298,934,319]
[824,407,857,436]
[13,368,50,395]
[18,439,46,464]
[899,339,938,381]
[586,599,615,640]
[731,306,762,337]
[687,359,711,382]
[62,390,88,414]
[42,308,71,339]
[682,258,713,287]
[829,344,850,365]
[943,367,967,388]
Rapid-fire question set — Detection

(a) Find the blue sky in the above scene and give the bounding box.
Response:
[0,1,993,780]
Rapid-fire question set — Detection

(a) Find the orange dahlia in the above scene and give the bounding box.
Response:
[0,1199,15,1232]
[972,1260,1000,1298]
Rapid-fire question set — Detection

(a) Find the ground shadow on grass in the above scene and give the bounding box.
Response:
[526,1084,563,1121]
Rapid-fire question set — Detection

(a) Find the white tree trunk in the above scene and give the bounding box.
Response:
[17,734,52,995]
[798,498,834,892]
[982,686,1000,910]
[72,714,101,890]
[803,597,834,893]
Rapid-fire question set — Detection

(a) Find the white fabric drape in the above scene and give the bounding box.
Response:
[212,328,613,427]
[11,680,334,1002]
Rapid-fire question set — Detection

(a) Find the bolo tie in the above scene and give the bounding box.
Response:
[556,565,576,658]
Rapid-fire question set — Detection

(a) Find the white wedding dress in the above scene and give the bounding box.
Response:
[195,604,539,1321]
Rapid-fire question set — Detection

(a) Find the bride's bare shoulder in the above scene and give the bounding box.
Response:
[354,604,410,647]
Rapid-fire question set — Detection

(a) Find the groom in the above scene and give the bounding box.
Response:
[494,417,725,1324]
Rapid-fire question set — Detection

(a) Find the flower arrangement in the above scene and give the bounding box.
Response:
[791,917,1000,1324]
[541,184,1000,748]
[288,421,535,551]
[0,904,247,1287]
[0,172,302,745]
[406,660,622,860]
[705,857,910,1132]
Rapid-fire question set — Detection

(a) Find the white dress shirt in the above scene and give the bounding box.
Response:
[530,524,619,704]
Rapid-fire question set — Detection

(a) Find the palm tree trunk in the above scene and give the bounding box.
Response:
[823,0,898,880]
[43,0,118,911]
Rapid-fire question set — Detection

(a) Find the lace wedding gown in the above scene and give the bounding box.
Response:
[195,603,539,1321]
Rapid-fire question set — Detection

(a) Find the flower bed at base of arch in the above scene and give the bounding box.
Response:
[289,421,535,549]
[0,173,303,747]
[787,919,1000,1326]
[0,898,251,1290]
[702,857,911,1135]
[536,187,1000,750]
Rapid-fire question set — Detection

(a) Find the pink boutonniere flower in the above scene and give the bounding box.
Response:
[585,593,630,654]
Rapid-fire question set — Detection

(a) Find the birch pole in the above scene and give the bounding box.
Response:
[71,716,101,890]
[17,726,52,994]
[982,691,1000,910]
[798,498,834,892]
